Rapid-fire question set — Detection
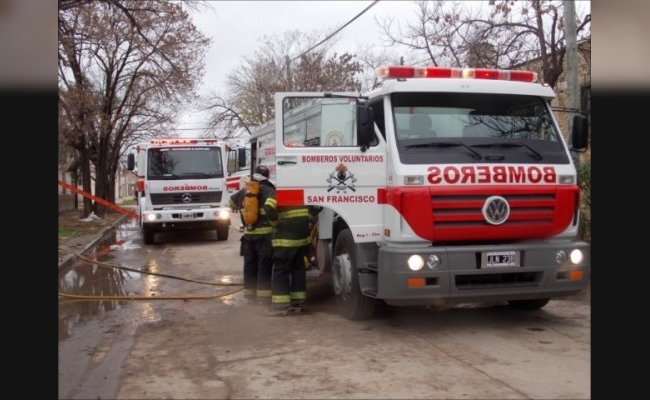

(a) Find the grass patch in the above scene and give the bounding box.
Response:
[120,198,137,206]
[58,227,83,242]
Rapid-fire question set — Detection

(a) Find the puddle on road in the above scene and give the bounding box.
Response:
[58,219,144,341]
[58,217,334,341]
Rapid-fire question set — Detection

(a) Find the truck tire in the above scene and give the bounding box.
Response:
[215,223,229,241]
[331,229,375,320]
[143,226,155,245]
[507,298,550,310]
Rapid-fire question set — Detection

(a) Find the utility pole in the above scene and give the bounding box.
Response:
[285,55,292,89]
[564,0,580,167]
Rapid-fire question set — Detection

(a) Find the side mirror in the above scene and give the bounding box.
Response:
[127,153,135,170]
[571,114,589,152]
[357,104,374,151]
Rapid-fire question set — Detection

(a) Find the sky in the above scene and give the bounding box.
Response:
[1,0,648,92]
[178,0,422,134]
[2,1,645,130]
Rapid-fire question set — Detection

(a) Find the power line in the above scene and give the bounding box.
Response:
[290,0,381,63]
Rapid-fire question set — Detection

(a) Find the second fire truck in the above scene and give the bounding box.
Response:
[128,138,233,244]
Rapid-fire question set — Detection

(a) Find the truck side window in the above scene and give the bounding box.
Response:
[282,96,364,148]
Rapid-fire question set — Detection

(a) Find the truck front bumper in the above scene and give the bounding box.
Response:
[373,240,590,306]
[141,207,231,231]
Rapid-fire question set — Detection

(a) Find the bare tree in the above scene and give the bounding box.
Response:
[377,1,477,67]
[292,52,363,92]
[202,29,363,140]
[354,47,406,91]
[378,0,590,88]
[58,0,210,217]
[485,0,590,87]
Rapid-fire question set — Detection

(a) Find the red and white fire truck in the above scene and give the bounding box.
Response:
[229,65,591,320]
[127,138,233,244]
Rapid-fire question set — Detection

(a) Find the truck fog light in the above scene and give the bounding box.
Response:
[427,254,441,269]
[408,255,424,271]
[570,249,584,264]
[555,250,567,265]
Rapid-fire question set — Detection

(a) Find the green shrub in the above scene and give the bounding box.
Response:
[577,159,591,243]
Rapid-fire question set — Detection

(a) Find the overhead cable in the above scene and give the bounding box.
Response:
[290,0,381,62]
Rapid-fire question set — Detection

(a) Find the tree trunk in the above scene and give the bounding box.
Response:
[80,149,93,219]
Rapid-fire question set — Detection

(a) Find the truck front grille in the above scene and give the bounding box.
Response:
[432,190,556,228]
[150,191,222,205]
[392,185,578,242]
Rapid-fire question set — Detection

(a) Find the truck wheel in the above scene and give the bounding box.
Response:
[216,223,229,241]
[507,298,550,310]
[143,226,155,245]
[331,229,375,320]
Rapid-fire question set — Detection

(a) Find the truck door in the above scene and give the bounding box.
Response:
[273,93,387,242]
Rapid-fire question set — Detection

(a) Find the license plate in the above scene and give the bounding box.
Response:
[181,212,194,219]
[482,251,519,268]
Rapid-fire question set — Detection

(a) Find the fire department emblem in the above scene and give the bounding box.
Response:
[326,163,356,193]
[326,131,345,146]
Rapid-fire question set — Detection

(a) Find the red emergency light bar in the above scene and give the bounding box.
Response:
[375,65,538,83]
[150,138,201,145]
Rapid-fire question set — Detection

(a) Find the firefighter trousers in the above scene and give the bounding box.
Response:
[242,233,273,302]
[271,245,308,307]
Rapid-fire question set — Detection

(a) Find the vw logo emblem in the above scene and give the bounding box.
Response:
[181,193,193,203]
[482,196,509,225]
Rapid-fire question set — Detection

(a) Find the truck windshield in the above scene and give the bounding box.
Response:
[147,147,224,179]
[392,92,570,165]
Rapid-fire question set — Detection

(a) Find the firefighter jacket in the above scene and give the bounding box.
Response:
[268,205,320,248]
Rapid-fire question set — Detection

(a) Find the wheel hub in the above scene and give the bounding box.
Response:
[332,253,352,299]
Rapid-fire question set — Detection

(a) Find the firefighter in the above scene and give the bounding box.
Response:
[264,205,321,316]
[229,165,276,305]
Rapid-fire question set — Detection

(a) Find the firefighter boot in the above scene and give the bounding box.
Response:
[288,302,306,313]
[264,305,289,316]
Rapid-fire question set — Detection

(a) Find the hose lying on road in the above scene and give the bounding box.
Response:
[58,247,243,301]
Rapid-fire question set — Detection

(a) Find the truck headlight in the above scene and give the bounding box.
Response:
[556,249,584,265]
[408,255,424,271]
[569,249,584,264]
[427,254,441,269]
[216,210,231,219]
[145,213,159,222]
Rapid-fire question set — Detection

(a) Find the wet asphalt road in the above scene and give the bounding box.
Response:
[58,216,591,399]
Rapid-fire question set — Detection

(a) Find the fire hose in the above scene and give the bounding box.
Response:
[57,247,243,302]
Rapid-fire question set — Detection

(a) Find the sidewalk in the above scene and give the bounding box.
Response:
[58,210,130,269]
